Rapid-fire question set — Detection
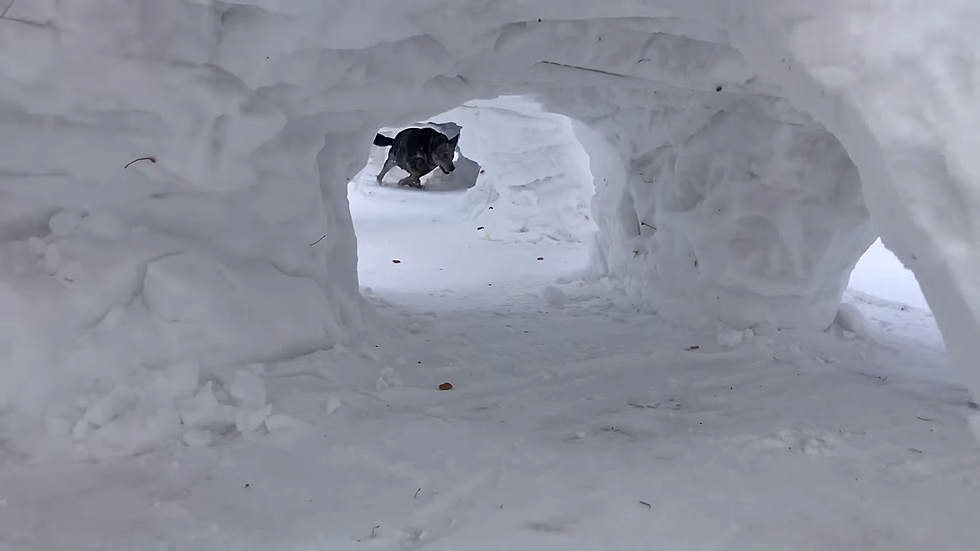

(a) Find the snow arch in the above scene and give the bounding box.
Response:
[1,0,979,451]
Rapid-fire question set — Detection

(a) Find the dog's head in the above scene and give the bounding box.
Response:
[433,134,459,175]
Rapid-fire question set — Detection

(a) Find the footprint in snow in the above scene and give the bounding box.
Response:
[720,428,852,457]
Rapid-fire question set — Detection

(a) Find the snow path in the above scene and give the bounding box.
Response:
[2,169,978,550]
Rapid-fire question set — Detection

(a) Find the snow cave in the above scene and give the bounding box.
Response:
[1,0,977,454]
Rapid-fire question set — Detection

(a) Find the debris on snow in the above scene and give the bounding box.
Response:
[123,156,156,169]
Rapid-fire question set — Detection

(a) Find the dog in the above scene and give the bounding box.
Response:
[373,127,459,188]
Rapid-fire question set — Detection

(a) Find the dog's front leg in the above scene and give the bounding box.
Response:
[397,171,424,189]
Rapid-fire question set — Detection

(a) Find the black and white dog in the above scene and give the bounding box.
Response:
[373,127,459,188]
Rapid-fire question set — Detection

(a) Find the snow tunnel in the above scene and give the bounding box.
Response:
[348,96,598,298]
[0,0,978,456]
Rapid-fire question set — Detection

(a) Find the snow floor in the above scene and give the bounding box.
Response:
[3,118,980,551]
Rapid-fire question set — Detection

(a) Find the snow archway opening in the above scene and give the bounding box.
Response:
[1,1,979,459]
[348,96,598,297]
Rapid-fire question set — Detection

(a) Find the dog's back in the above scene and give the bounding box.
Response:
[391,127,443,157]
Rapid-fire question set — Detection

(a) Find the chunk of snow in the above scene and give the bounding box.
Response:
[84,405,183,458]
[142,252,340,367]
[834,304,870,337]
[229,371,267,408]
[326,396,343,416]
[237,404,273,434]
[26,237,47,256]
[152,361,201,401]
[73,384,139,438]
[48,210,84,238]
[540,285,568,309]
[182,429,214,448]
[177,383,237,431]
[969,414,980,443]
[43,244,61,275]
[264,414,308,432]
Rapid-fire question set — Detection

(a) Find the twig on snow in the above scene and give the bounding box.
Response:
[640,222,656,230]
[309,235,326,247]
[856,372,887,383]
[124,156,156,169]
[0,0,16,19]
[639,500,652,508]
[414,488,421,499]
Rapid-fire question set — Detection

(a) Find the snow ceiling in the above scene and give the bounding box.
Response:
[0,0,979,448]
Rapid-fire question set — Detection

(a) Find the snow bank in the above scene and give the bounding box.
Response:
[1,0,979,457]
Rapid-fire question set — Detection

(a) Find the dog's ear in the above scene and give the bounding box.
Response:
[449,134,459,147]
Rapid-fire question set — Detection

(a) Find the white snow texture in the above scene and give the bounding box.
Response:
[0,0,978,457]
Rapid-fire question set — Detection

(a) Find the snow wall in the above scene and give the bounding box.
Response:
[0,0,978,458]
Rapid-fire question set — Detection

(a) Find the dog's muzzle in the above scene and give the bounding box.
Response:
[441,165,454,174]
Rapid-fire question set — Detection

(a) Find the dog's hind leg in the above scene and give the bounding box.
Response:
[376,154,397,184]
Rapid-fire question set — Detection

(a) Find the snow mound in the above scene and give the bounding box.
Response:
[1,0,979,458]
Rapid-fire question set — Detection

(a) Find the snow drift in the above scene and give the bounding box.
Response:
[0,0,978,458]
